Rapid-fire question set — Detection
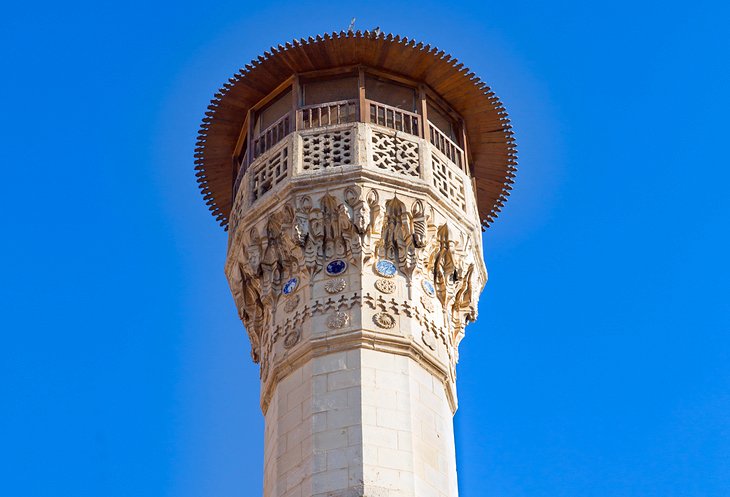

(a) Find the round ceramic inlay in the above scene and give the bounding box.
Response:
[282,277,298,295]
[421,279,435,297]
[375,259,397,278]
[326,259,348,276]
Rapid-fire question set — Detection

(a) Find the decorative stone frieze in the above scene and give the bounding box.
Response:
[222,118,488,497]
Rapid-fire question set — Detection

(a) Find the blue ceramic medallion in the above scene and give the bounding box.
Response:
[421,279,435,297]
[326,259,347,276]
[282,277,298,295]
[375,259,397,278]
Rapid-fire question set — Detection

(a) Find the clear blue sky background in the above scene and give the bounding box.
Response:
[2,1,729,496]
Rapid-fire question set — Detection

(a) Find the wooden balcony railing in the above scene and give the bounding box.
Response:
[233,68,476,201]
[299,100,359,129]
[428,122,464,169]
[253,113,291,159]
[367,100,420,135]
[237,96,468,199]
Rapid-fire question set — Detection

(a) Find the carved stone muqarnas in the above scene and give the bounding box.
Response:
[224,123,487,410]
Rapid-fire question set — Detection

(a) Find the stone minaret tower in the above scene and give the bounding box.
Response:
[195,31,516,497]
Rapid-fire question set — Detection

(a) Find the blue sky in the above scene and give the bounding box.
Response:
[2,1,729,496]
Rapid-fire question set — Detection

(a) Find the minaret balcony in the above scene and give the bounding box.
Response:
[230,119,474,239]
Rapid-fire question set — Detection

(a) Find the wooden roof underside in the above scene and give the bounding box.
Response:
[195,31,517,230]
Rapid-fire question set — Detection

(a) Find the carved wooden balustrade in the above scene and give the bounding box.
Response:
[428,122,464,170]
[234,67,472,198]
[298,99,359,129]
[366,100,420,135]
[253,113,291,159]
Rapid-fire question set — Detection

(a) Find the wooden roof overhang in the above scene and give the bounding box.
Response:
[195,31,517,230]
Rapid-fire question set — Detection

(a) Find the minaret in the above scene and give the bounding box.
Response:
[194,31,516,497]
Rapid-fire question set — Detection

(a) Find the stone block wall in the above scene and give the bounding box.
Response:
[263,349,459,497]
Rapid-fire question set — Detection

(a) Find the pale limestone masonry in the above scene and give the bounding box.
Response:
[225,120,487,497]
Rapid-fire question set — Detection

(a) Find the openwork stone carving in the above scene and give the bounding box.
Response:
[373,312,396,329]
[432,153,467,212]
[374,278,396,294]
[327,311,350,329]
[371,131,419,177]
[302,130,353,171]
[325,278,347,294]
[250,143,289,203]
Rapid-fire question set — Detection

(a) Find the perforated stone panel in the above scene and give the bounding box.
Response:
[301,130,353,172]
[431,153,467,212]
[371,130,420,177]
[251,143,289,202]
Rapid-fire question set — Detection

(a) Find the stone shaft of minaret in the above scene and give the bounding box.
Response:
[196,33,516,497]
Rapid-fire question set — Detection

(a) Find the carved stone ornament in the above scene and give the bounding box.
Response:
[422,329,437,350]
[421,296,434,312]
[324,278,347,294]
[327,311,350,329]
[283,328,302,349]
[377,198,416,276]
[284,294,300,312]
[227,183,484,381]
[373,312,396,329]
[374,278,396,294]
[344,186,359,207]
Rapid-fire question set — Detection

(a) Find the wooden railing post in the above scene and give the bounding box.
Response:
[358,67,368,123]
[419,85,428,139]
[292,75,300,131]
